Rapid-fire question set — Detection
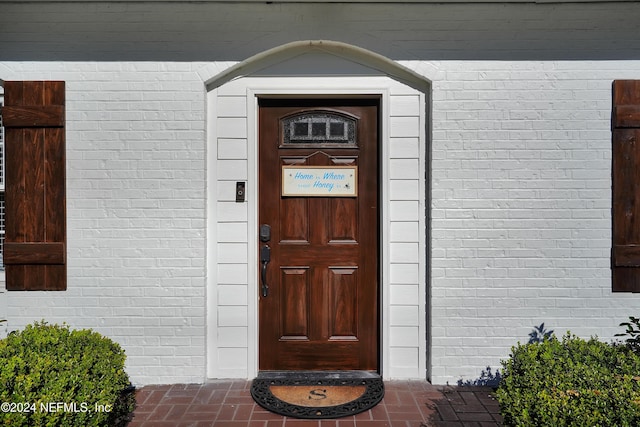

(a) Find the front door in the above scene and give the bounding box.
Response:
[258,98,379,371]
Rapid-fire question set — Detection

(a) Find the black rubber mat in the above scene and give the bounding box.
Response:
[250,371,385,419]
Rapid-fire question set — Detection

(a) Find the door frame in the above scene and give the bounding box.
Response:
[206,75,428,380]
[247,85,391,378]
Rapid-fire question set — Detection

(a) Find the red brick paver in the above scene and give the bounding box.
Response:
[127,380,502,427]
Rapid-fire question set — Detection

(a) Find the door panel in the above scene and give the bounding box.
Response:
[329,267,358,339]
[280,198,309,242]
[258,98,379,371]
[280,267,310,339]
[330,197,358,242]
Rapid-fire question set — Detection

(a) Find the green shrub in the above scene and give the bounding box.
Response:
[496,333,640,427]
[0,321,135,427]
[616,316,640,356]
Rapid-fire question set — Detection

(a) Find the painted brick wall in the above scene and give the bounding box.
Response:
[428,61,640,384]
[0,63,208,385]
[3,58,640,385]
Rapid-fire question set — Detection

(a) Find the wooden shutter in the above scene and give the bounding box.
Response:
[1,81,66,291]
[612,80,640,292]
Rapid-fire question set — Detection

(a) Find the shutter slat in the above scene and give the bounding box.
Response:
[1,106,64,127]
[614,105,640,128]
[4,243,65,265]
[614,245,640,267]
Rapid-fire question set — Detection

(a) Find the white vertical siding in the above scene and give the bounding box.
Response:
[387,91,427,378]
[207,89,252,377]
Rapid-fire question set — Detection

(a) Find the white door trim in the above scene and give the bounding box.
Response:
[207,75,427,380]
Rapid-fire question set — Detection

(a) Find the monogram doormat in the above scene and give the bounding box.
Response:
[250,371,385,419]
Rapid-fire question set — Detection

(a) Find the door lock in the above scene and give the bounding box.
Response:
[259,224,271,242]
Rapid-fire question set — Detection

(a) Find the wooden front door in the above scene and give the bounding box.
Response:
[258,98,379,371]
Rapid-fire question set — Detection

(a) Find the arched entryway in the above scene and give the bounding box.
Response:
[204,41,431,380]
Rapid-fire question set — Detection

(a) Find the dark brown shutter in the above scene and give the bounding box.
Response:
[612,80,640,292]
[1,81,66,291]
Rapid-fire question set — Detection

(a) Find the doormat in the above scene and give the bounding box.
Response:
[250,371,384,419]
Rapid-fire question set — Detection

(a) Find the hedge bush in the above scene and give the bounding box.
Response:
[0,322,135,427]
[496,333,640,427]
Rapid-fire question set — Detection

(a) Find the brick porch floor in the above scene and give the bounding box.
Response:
[128,380,502,427]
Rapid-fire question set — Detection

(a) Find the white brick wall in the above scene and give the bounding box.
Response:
[1,0,640,386]
[429,60,640,384]
[3,58,640,385]
[0,63,208,385]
